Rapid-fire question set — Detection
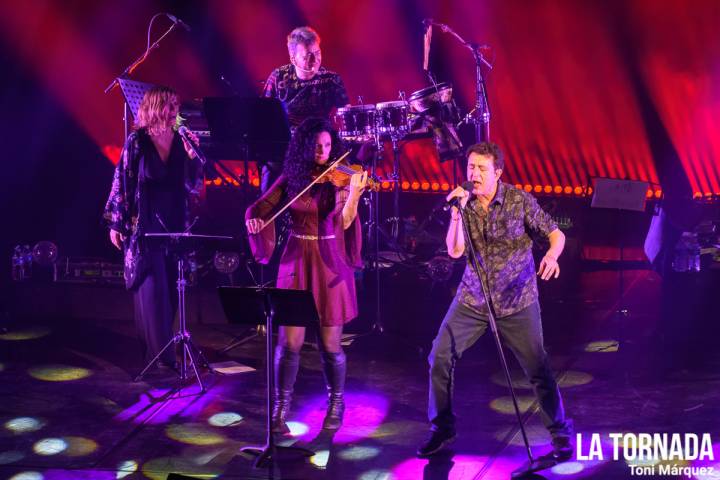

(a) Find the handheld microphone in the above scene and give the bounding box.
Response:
[178,126,206,165]
[166,13,191,31]
[443,181,475,211]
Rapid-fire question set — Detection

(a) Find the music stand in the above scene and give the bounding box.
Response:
[134,232,233,392]
[117,78,157,140]
[118,78,155,119]
[203,97,290,189]
[218,286,317,468]
[591,177,649,351]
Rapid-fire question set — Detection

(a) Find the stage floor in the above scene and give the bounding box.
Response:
[1,294,719,480]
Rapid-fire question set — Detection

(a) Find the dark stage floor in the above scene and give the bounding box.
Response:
[1,276,719,480]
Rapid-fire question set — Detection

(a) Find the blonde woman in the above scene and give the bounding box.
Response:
[103,86,202,369]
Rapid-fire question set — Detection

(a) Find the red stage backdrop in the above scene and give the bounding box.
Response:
[0,0,717,196]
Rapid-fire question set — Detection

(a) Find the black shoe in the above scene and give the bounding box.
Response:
[417,430,457,457]
[551,436,573,462]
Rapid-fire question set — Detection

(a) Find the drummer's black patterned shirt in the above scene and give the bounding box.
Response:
[263,64,349,127]
[456,182,558,317]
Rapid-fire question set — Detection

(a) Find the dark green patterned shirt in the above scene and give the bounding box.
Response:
[456,182,558,317]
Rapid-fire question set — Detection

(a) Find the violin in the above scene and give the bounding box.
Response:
[313,161,380,191]
[247,152,367,263]
[251,152,370,237]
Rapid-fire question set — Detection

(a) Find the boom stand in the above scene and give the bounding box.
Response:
[104,14,182,139]
[428,21,492,143]
[218,287,316,468]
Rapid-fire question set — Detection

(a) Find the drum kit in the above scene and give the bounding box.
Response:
[334,82,465,244]
[334,81,464,165]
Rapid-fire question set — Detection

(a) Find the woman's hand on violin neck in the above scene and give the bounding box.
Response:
[246,218,265,234]
[349,171,368,197]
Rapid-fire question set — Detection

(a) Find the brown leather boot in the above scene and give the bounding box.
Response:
[271,389,292,434]
[321,351,346,430]
[272,346,300,434]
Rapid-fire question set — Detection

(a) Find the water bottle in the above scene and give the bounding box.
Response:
[21,245,33,279]
[11,246,22,281]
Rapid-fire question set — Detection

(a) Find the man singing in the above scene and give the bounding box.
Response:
[261,26,349,191]
[417,142,573,461]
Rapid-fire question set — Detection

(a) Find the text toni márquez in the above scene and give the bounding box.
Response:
[577,433,715,477]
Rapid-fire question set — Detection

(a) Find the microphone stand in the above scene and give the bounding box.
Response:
[104,13,181,140]
[454,200,537,473]
[429,21,492,143]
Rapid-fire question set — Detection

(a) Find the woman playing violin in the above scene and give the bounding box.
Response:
[245,117,367,433]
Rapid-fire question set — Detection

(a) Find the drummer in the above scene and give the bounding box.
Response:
[261,26,350,192]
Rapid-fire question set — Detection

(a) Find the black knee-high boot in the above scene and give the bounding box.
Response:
[273,346,299,434]
[320,350,346,430]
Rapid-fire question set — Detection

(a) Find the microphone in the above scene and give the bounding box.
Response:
[292,59,317,75]
[178,126,206,165]
[166,13,191,31]
[443,181,475,211]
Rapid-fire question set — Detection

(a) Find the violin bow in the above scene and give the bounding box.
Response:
[258,151,351,232]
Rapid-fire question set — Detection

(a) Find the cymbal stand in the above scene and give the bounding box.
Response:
[388,134,402,241]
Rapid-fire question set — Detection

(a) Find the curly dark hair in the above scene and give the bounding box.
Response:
[283,117,346,200]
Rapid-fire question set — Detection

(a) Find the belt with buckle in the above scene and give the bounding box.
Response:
[290,233,336,240]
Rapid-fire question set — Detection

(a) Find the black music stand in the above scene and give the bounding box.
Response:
[117,78,156,140]
[204,96,292,289]
[118,78,155,119]
[218,286,317,468]
[203,97,290,188]
[134,232,233,392]
[591,177,649,351]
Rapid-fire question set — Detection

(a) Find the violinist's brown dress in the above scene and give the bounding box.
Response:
[245,175,362,326]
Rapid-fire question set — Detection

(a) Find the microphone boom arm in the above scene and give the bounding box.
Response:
[104,13,181,94]
[426,20,492,143]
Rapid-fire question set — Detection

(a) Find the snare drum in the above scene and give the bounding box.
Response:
[409,82,459,125]
[375,100,410,137]
[408,82,454,114]
[335,105,376,141]
[408,82,463,161]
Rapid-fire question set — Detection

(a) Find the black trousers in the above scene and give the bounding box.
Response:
[133,249,177,365]
[428,299,572,438]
